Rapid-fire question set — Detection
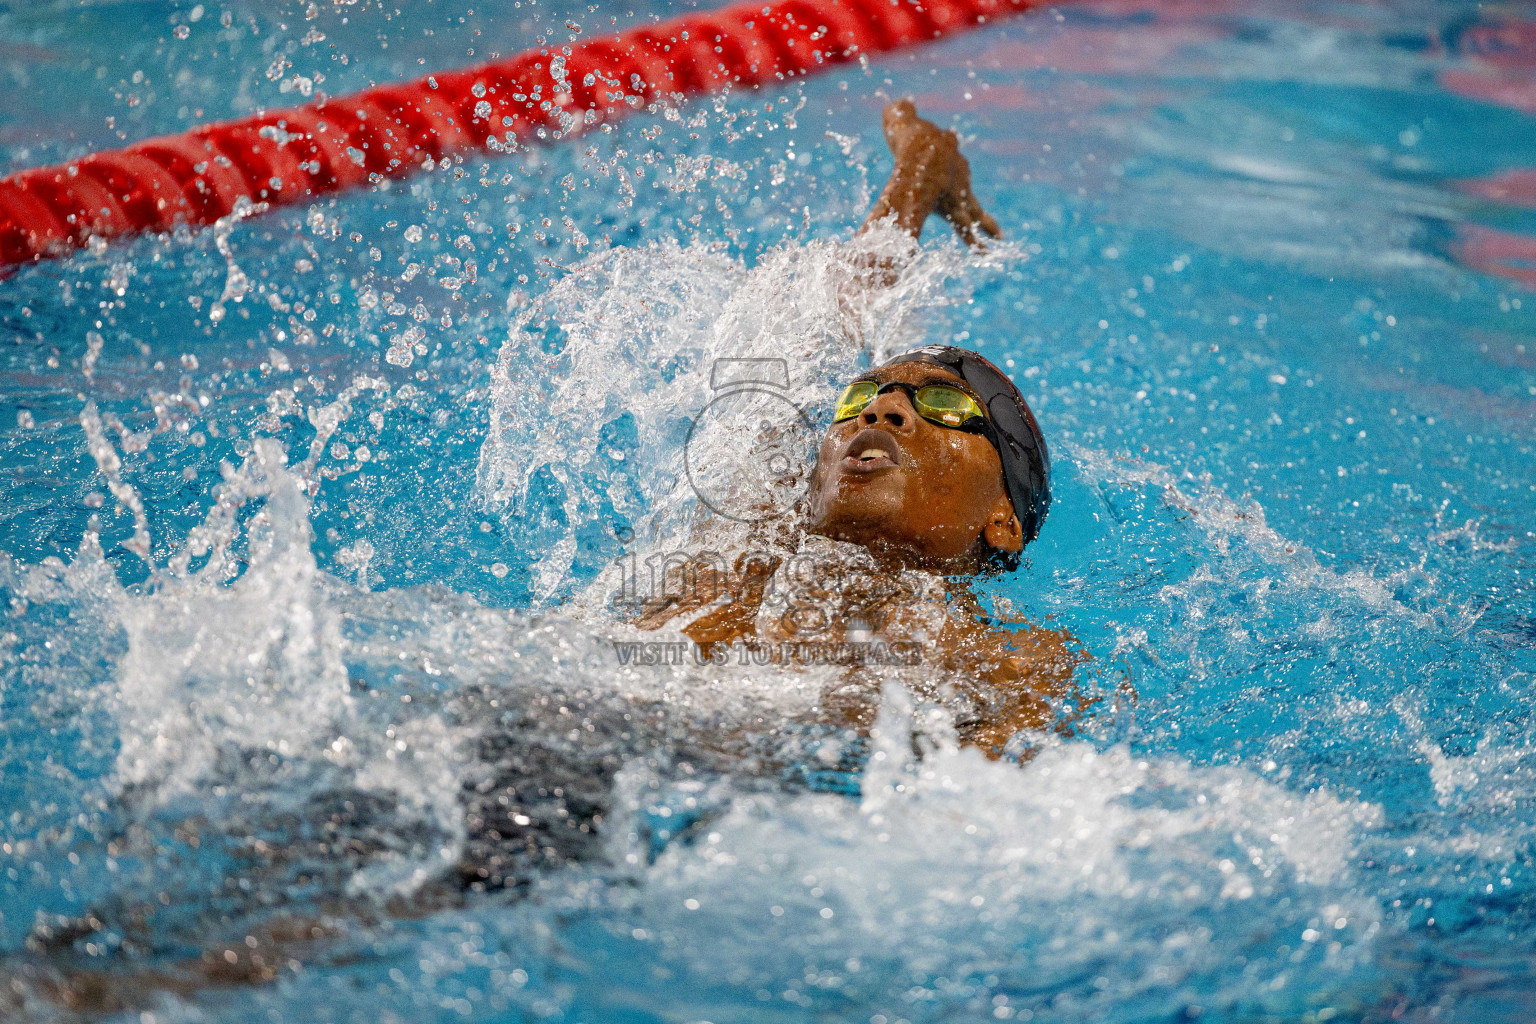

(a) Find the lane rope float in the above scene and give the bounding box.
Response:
[0,0,1040,267]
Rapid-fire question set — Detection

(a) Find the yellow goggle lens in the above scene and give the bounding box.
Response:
[833,381,879,422]
[832,381,987,428]
[913,385,985,427]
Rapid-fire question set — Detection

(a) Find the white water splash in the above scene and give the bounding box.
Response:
[109,440,347,792]
[45,435,471,892]
[79,401,152,560]
[577,686,1384,1021]
[207,197,267,326]
[297,374,391,485]
[82,329,104,381]
[478,225,1019,602]
[1067,442,1480,632]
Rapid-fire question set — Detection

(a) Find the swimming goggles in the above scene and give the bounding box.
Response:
[832,379,989,431]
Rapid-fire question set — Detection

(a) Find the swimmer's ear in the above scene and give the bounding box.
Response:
[982,495,1024,555]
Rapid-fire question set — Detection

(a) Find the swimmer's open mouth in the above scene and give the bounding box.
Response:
[841,427,901,473]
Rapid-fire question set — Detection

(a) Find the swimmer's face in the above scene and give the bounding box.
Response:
[806,362,1023,570]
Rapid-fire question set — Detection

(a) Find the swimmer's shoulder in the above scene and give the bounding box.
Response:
[995,620,1090,685]
[941,618,1087,692]
[628,550,782,647]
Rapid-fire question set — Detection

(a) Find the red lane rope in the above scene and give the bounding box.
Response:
[0,0,1037,266]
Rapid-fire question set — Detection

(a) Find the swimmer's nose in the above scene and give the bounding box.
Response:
[858,390,919,434]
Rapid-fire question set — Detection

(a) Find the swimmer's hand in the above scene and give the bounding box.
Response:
[861,98,1001,247]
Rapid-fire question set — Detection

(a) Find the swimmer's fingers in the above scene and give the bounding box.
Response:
[952,148,1001,245]
[938,155,1002,247]
[951,190,1002,244]
[971,196,1003,241]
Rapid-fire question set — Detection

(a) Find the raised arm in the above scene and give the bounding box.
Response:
[860,99,1000,246]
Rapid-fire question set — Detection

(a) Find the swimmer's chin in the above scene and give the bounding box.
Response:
[804,495,902,549]
[804,459,922,550]
[807,518,986,575]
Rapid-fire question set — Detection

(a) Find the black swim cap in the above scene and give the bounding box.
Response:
[876,345,1051,568]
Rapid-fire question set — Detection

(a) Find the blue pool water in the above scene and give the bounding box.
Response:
[2,0,1536,1020]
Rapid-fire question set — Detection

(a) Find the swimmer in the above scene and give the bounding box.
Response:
[633,99,1089,756]
[2,100,1095,1015]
